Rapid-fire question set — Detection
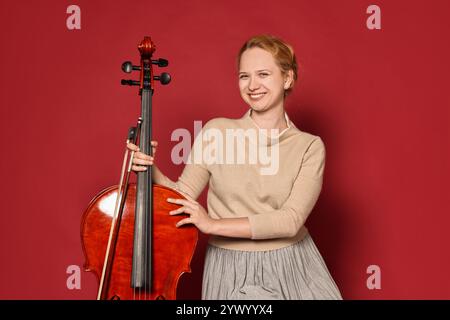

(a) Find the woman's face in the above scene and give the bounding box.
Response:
[238,47,292,113]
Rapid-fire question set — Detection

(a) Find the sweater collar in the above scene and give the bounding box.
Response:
[241,108,296,146]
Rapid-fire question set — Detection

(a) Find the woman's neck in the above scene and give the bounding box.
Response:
[250,107,288,131]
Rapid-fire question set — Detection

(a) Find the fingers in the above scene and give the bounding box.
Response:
[131,153,153,171]
[127,142,157,172]
[151,141,158,156]
[131,165,148,172]
[176,217,193,228]
[127,142,139,152]
[166,198,200,228]
[133,155,154,165]
[127,140,158,154]
[167,198,198,208]
[169,206,193,216]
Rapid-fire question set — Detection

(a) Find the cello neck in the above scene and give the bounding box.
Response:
[120,36,171,291]
[132,39,155,289]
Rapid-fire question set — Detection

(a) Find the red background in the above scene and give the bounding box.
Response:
[0,0,449,299]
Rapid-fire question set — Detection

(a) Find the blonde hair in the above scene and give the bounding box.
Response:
[237,34,298,96]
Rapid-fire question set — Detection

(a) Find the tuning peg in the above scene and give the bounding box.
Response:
[121,79,140,86]
[122,61,140,73]
[152,59,169,67]
[154,72,171,85]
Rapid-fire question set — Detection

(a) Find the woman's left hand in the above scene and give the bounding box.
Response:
[167,197,216,234]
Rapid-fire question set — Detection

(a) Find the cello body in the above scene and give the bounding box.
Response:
[81,184,197,300]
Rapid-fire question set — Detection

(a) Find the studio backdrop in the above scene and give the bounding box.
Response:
[0,0,449,299]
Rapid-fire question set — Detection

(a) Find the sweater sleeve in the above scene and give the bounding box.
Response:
[154,121,211,201]
[248,137,326,239]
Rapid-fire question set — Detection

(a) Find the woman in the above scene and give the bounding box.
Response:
[128,35,342,300]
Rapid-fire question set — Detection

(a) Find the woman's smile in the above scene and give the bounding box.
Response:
[248,92,267,100]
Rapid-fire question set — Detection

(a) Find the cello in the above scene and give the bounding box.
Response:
[81,36,198,300]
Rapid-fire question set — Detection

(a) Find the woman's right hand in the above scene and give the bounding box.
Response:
[127,141,158,172]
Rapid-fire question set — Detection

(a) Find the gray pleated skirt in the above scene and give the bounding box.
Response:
[202,233,342,300]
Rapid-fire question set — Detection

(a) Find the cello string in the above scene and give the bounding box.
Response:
[133,118,142,301]
[148,86,156,300]
[143,89,150,300]
[143,119,147,300]
[129,148,137,302]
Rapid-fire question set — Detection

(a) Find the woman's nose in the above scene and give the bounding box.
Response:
[248,76,260,90]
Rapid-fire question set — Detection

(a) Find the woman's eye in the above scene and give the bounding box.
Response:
[239,75,248,79]
[259,73,269,77]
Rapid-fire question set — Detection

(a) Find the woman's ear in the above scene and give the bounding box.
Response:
[284,69,294,89]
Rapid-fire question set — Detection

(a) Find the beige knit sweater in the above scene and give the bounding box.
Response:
[156,109,326,251]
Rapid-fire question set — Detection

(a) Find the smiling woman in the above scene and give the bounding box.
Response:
[238,46,292,118]
[129,34,343,300]
[238,35,297,103]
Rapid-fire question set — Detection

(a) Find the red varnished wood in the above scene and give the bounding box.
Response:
[81,183,198,300]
